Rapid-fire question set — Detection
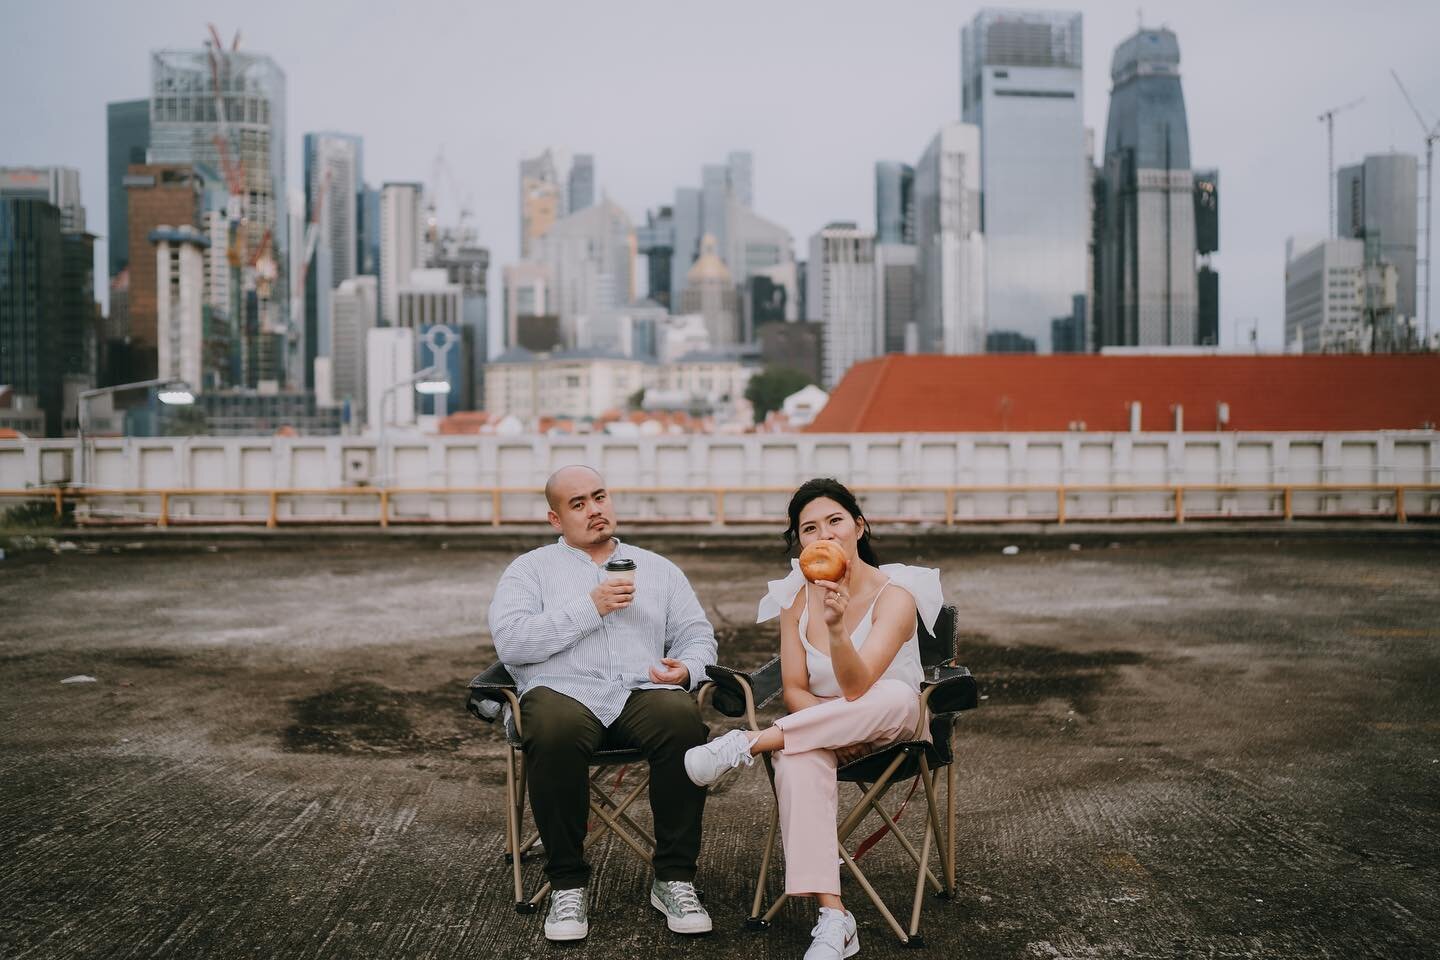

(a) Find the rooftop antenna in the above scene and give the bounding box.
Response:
[1391,69,1438,345]
[1317,97,1365,237]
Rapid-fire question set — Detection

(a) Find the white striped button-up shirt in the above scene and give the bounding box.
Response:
[488,537,717,726]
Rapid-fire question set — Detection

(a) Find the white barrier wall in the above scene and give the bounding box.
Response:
[1,432,1437,524]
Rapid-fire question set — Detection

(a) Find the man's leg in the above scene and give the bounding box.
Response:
[519,687,605,889]
[608,688,709,881]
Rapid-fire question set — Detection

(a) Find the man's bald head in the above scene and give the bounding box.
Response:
[544,465,605,511]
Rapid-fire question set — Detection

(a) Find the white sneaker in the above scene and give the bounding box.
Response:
[683,728,757,787]
[650,879,713,934]
[804,908,859,960]
[543,887,588,941]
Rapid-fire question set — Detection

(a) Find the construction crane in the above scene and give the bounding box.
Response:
[1392,69,1439,346]
[1318,97,1365,238]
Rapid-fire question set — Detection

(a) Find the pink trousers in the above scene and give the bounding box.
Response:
[770,678,922,896]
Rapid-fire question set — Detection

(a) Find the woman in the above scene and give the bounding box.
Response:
[684,478,942,960]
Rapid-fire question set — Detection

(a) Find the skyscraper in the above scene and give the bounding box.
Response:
[637,206,675,309]
[808,223,878,387]
[568,154,595,213]
[147,46,287,326]
[875,161,915,246]
[962,9,1086,353]
[1095,28,1198,348]
[519,148,594,257]
[530,199,634,346]
[875,242,917,353]
[727,151,754,209]
[380,182,424,327]
[0,167,85,232]
[106,100,149,277]
[1338,153,1418,324]
[151,226,209,391]
[670,187,703,305]
[122,164,205,381]
[330,275,377,425]
[0,200,63,435]
[914,123,986,355]
[302,132,362,388]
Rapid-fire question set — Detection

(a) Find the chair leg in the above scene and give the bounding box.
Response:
[946,755,958,894]
[749,790,781,928]
[838,844,909,944]
[504,746,528,911]
[864,790,943,893]
[921,759,956,903]
[908,820,934,941]
[590,770,657,850]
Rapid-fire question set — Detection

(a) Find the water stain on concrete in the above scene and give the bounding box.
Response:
[957,631,1144,714]
[282,682,427,755]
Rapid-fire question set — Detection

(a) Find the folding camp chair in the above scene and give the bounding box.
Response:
[465,663,714,914]
[704,604,977,947]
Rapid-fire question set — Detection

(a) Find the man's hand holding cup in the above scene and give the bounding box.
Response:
[592,557,636,616]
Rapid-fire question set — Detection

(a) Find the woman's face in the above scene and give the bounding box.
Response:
[796,496,865,559]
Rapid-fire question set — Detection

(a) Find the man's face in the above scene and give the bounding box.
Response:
[547,469,618,547]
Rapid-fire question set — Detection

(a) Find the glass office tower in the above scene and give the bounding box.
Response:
[962,9,1086,352]
[1095,28,1197,348]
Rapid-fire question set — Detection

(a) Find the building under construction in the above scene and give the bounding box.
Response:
[147,42,288,386]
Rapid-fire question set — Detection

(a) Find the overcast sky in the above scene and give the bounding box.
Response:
[3,0,1438,349]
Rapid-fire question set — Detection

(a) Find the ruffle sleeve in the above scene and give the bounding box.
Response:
[878,563,944,634]
[756,559,807,623]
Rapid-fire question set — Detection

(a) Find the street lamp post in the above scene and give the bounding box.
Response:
[77,379,195,488]
[377,366,450,488]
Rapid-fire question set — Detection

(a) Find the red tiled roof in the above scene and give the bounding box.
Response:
[807,354,1440,432]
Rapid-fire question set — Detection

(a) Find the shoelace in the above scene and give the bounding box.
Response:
[550,889,585,922]
[665,882,704,914]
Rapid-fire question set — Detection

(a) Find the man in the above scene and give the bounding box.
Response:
[488,465,717,942]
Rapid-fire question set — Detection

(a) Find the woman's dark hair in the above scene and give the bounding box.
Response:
[783,477,880,565]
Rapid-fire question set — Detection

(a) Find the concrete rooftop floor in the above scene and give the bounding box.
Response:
[1,531,1438,959]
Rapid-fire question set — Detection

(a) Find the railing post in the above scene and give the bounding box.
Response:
[491,488,502,527]
[715,490,726,527]
[54,487,64,523]
[1056,486,1066,525]
[158,491,170,528]
[1174,486,1184,525]
[267,490,279,529]
[1396,485,1406,524]
[379,490,390,529]
[1283,486,1293,521]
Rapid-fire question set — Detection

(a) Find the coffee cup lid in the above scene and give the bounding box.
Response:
[605,558,636,571]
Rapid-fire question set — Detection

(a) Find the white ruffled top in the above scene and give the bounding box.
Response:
[756,561,944,698]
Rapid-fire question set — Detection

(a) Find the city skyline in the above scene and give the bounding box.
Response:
[3,0,1438,351]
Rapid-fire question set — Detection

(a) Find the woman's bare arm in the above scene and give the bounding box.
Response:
[827,586,916,700]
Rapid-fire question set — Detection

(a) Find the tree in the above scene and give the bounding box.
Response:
[745,366,813,424]
[627,387,646,411]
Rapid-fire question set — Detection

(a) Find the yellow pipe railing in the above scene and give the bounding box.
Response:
[2,483,1438,530]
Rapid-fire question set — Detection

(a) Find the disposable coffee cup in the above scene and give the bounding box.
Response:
[604,557,636,585]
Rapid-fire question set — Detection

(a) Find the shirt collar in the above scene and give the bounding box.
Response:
[557,535,624,565]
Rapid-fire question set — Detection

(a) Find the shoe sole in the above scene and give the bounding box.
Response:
[544,923,588,942]
[650,892,713,934]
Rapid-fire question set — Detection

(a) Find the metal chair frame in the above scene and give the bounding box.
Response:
[465,664,714,913]
[704,605,977,947]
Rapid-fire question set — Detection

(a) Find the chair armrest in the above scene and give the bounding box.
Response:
[920,663,978,715]
[464,661,518,722]
[705,657,782,724]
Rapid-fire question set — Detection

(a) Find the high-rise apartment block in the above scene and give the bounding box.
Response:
[1285,237,1368,353]
[330,275,377,424]
[152,226,209,390]
[380,182,424,327]
[962,9,1087,352]
[1337,153,1418,324]
[914,123,986,355]
[808,223,878,387]
[122,164,206,380]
